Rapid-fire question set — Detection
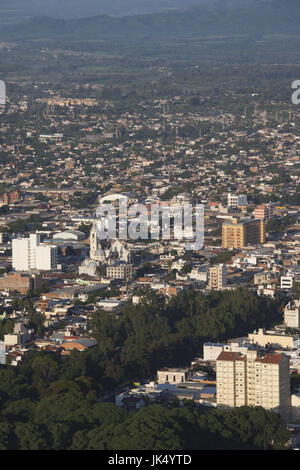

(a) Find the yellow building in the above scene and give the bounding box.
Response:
[216,350,291,419]
[222,217,265,249]
[248,328,294,349]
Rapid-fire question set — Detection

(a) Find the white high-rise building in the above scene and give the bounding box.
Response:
[12,233,57,272]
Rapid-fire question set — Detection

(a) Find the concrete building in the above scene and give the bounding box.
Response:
[106,263,133,281]
[254,271,278,285]
[222,217,266,249]
[157,368,190,384]
[216,350,291,419]
[284,300,300,328]
[208,264,227,289]
[227,193,248,209]
[12,233,57,272]
[4,322,33,347]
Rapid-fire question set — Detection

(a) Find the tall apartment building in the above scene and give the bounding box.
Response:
[12,233,57,272]
[208,264,227,289]
[254,203,273,221]
[227,193,248,209]
[216,350,291,419]
[284,299,300,328]
[222,217,266,249]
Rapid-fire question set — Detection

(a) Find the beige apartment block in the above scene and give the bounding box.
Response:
[216,350,291,419]
[208,263,227,289]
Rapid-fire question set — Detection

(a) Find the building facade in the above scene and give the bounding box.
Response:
[222,217,266,249]
[208,264,227,289]
[227,193,248,209]
[0,272,43,294]
[157,368,190,384]
[106,263,133,281]
[12,233,57,272]
[216,350,291,419]
[254,203,273,221]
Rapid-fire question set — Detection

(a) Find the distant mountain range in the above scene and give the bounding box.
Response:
[0,0,214,24]
[0,0,299,41]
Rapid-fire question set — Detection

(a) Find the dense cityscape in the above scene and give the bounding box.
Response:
[0,0,299,454]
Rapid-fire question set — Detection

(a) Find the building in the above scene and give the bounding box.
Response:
[90,223,131,263]
[0,190,19,206]
[12,233,57,271]
[106,263,133,281]
[254,271,278,285]
[39,133,63,143]
[0,272,43,294]
[60,337,97,354]
[78,258,99,277]
[222,217,266,249]
[248,328,294,349]
[157,368,190,384]
[216,350,291,419]
[284,300,300,328]
[203,341,253,362]
[208,264,227,289]
[254,203,273,221]
[227,193,248,209]
[4,322,33,347]
[53,230,86,241]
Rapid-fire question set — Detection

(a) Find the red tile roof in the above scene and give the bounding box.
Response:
[216,351,241,361]
[256,353,284,364]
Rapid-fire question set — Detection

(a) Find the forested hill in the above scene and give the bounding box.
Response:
[0,0,300,41]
